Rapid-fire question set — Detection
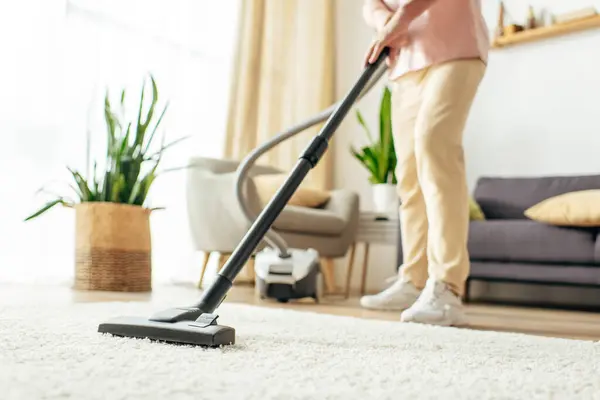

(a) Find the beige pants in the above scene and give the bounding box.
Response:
[392,58,486,296]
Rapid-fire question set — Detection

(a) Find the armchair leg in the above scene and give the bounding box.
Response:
[344,243,356,299]
[320,258,337,294]
[235,255,256,285]
[360,243,370,295]
[217,253,229,271]
[197,251,211,289]
[245,256,256,283]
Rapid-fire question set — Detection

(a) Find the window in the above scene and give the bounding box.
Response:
[0,0,241,284]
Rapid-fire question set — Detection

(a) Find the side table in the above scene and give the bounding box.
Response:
[345,210,399,297]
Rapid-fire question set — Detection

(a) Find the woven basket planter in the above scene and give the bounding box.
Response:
[74,202,152,292]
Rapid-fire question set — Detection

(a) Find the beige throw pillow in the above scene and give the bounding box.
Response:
[252,174,331,208]
[524,190,600,226]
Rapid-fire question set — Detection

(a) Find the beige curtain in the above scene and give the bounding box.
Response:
[224,0,335,190]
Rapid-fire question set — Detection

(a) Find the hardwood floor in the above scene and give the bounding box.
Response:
[2,284,600,341]
[224,286,600,341]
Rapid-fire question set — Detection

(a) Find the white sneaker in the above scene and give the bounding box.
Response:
[400,279,468,326]
[359,277,421,311]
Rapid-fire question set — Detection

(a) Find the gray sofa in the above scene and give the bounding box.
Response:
[395,174,600,302]
[466,174,600,300]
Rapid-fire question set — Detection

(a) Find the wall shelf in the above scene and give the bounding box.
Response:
[492,15,600,49]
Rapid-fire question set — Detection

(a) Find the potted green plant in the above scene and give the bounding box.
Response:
[25,74,185,292]
[351,86,398,213]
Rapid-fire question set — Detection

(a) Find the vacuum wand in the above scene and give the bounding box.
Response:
[194,48,390,314]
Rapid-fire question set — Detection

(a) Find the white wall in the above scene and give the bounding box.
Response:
[333,0,600,293]
[468,0,600,187]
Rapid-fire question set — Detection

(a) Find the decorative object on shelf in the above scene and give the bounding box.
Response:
[495,1,505,39]
[504,24,525,35]
[351,86,398,213]
[554,7,597,24]
[539,8,555,27]
[492,6,600,48]
[25,74,186,292]
[526,5,537,30]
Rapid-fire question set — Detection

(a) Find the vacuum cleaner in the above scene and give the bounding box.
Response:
[97,48,390,347]
[253,247,322,303]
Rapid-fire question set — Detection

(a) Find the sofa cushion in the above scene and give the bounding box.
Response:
[470,261,600,286]
[473,175,600,219]
[468,220,597,264]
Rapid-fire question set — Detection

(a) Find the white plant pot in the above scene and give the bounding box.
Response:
[372,183,398,213]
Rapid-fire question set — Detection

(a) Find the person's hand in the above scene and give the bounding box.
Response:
[363,44,400,67]
[363,9,410,66]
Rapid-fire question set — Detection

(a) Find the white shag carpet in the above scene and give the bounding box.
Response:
[1,296,600,400]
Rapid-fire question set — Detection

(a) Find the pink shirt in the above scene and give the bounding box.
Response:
[363,0,489,80]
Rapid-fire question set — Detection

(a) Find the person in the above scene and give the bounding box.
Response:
[359,0,489,326]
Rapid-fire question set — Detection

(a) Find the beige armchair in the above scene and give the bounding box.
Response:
[186,156,359,292]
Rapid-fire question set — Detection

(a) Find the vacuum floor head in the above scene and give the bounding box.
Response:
[98,315,235,347]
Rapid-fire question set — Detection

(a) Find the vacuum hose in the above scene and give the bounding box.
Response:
[234,55,390,258]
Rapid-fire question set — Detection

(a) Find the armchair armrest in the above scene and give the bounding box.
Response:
[186,169,246,253]
[186,156,281,253]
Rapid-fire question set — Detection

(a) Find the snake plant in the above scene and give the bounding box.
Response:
[351,86,398,184]
[25,74,186,221]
